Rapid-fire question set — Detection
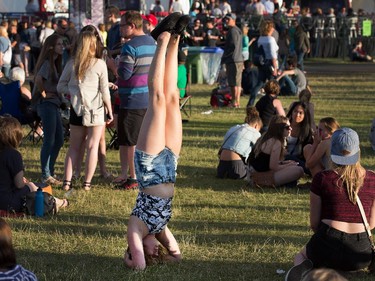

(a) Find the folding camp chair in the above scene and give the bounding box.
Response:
[0,81,42,143]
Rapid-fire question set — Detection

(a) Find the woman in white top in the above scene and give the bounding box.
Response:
[57,32,113,191]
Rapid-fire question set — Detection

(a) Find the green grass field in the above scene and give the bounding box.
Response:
[9,66,375,280]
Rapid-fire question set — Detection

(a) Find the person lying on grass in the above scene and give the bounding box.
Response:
[124,13,190,270]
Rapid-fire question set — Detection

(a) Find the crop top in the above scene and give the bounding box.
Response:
[311,170,375,223]
[249,151,271,172]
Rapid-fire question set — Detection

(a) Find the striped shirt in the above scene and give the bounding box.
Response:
[117,35,156,109]
[0,264,38,281]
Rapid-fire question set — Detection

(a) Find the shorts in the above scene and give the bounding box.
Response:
[217,160,246,179]
[131,192,172,234]
[135,147,178,189]
[12,54,22,66]
[69,106,83,126]
[226,62,243,87]
[306,223,372,271]
[117,108,146,146]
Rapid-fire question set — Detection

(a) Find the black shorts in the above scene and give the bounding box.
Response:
[217,160,247,179]
[306,223,372,271]
[69,106,83,126]
[117,108,147,146]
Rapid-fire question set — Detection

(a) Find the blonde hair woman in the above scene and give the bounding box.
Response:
[57,32,113,191]
[286,128,375,280]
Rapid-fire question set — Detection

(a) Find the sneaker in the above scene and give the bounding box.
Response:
[285,259,313,281]
[115,178,138,190]
[151,12,181,41]
[42,176,62,186]
[173,15,190,35]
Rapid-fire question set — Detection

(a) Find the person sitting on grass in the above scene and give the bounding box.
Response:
[0,217,37,280]
[0,116,68,214]
[177,49,187,98]
[285,128,375,280]
[248,115,304,187]
[124,13,190,270]
[217,106,262,179]
[303,117,340,177]
[255,80,285,133]
[285,101,313,172]
[352,41,374,62]
[290,88,315,131]
[276,56,307,96]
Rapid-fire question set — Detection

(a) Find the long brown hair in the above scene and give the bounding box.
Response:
[253,115,289,159]
[74,31,97,81]
[34,34,63,83]
[0,116,23,150]
[0,218,16,269]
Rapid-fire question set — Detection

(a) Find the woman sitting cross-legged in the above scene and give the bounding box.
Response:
[303,117,340,177]
[124,13,190,270]
[217,106,262,179]
[285,128,375,280]
[248,115,304,187]
[0,116,68,214]
[285,101,313,172]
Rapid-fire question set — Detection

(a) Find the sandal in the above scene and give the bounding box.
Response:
[83,181,91,191]
[62,180,72,191]
[56,198,69,212]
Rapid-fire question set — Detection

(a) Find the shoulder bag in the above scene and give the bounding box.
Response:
[356,194,375,272]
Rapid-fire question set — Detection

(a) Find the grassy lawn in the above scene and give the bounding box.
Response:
[9,67,375,281]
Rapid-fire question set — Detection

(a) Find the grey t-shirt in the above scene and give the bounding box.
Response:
[36,60,61,106]
[293,68,307,94]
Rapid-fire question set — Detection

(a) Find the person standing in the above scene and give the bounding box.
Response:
[33,34,66,185]
[0,26,12,79]
[294,22,310,71]
[105,6,122,58]
[114,11,157,190]
[57,31,113,191]
[221,13,243,108]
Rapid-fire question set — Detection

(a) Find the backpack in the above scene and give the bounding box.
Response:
[252,41,266,67]
[23,191,57,216]
[370,118,375,151]
[210,88,232,107]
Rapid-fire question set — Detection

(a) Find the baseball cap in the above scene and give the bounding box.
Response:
[330,127,360,166]
[224,13,236,20]
[141,14,158,26]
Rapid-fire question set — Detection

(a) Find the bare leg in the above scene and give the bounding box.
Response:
[118,145,129,181]
[274,166,304,186]
[136,32,170,155]
[164,34,182,156]
[63,125,87,188]
[127,145,136,179]
[84,125,104,184]
[98,125,110,177]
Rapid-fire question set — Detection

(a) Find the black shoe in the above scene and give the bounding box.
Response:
[173,15,190,35]
[151,12,181,41]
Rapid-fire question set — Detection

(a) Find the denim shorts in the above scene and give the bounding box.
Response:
[306,223,372,271]
[131,192,172,234]
[135,147,178,189]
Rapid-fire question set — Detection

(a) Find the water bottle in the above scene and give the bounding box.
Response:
[35,187,44,217]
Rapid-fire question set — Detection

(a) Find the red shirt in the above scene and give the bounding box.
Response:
[311,170,375,223]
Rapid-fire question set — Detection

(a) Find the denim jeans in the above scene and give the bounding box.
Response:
[1,64,11,78]
[37,102,64,179]
[247,65,273,107]
[296,50,306,71]
[279,76,298,96]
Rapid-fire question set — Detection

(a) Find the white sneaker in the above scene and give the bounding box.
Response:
[285,259,313,281]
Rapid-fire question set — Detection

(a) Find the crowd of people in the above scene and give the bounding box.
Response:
[0,1,374,279]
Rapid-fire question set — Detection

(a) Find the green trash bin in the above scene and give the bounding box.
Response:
[186,47,204,84]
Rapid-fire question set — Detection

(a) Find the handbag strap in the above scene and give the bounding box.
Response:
[356,194,375,250]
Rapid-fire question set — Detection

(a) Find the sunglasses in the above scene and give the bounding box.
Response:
[284,125,292,130]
